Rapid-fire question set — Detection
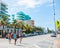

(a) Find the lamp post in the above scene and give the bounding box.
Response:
[53,0,57,35]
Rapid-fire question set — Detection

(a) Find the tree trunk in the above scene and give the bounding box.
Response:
[18,28,19,33]
[2,25,4,37]
[14,26,16,33]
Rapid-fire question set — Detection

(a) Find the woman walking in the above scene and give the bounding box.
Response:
[20,32,23,44]
[19,28,23,44]
[13,32,17,45]
[8,33,12,44]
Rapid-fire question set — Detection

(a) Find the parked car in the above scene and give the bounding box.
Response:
[33,32,38,35]
[51,32,56,37]
[27,33,33,36]
[22,33,28,37]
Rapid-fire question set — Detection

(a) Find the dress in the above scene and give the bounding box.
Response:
[13,34,17,39]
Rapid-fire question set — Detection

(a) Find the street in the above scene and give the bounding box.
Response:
[0,34,60,48]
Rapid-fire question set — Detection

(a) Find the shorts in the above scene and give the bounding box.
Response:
[20,35,23,38]
[9,38,11,40]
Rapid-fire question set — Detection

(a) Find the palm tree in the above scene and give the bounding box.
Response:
[7,19,17,33]
[1,15,8,25]
[7,23,13,33]
[17,21,25,44]
[17,21,25,33]
[25,24,31,34]
[35,27,43,32]
[13,19,17,33]
[0,15,8,37]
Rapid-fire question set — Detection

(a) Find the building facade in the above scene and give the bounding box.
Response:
[16,11,31,20]
[17,20,34,27]
[24,20,34,27]
[0,1,8,15]
[0,1,8,37]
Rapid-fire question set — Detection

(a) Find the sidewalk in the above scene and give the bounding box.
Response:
[0,34,60,48]
[53,34,60,48]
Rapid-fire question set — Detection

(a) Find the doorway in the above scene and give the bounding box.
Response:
[0,30,2,37]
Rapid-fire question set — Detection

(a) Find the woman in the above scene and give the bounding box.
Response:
[20,32,23,44]
[19,28,23,44]
[8,33,12,44]
[13,32,17,45]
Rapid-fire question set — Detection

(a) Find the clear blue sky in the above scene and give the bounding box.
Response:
[3,0,60,30]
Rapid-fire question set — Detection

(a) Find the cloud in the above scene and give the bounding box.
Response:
[17,0,53,8]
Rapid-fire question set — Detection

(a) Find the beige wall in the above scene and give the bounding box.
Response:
[17,20,34,27]
[24,20,34,27]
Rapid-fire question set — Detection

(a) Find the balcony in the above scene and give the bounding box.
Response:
[0,12,9,16]
[1,5,8,10]
[0,10,8,13]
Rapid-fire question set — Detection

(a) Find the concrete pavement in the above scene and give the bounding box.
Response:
[53,35,60,48]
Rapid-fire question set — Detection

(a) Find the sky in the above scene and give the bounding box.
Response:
[2,0,60,30]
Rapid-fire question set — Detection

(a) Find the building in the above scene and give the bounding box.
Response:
[16,11,31,20]
[24,20,34,27]
[17,20,34,27]
[15,11,34,27]
[0,1,8,37]
[0,1,8,16]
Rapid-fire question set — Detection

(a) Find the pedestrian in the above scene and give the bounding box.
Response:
[13,32,17,45]
[20,32,23,44]
[8,33,12,44]
[19,28,23,44]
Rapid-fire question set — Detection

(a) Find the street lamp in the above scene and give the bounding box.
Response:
[53,0,57,36]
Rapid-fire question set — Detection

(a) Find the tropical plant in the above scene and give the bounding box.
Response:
[34,26,43,32]
[13,19,17,33]
[1,15,8,31]
[24,24,32,34]
[1,15,8,25]
[0,14,9,37]
[16,21,24,33]
[47,27,54,33]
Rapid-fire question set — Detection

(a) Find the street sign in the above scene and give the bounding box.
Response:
[56,21,60,28]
